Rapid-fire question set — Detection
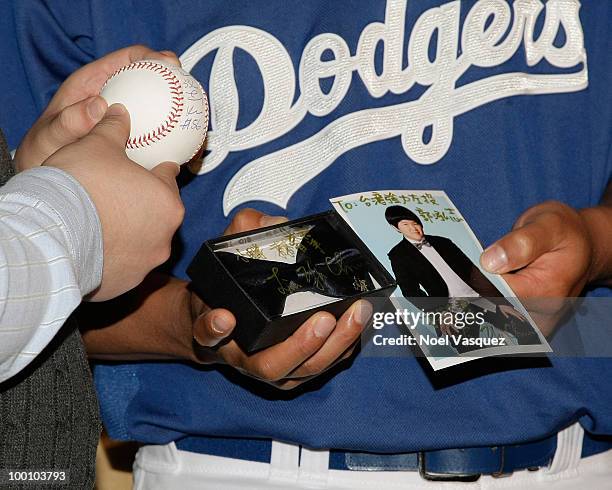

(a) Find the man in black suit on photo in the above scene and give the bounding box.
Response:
[385,205,540,347]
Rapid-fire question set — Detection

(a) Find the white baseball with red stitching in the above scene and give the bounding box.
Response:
[100,59,209,170]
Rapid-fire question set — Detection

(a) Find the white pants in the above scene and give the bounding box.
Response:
[133,424,612,490]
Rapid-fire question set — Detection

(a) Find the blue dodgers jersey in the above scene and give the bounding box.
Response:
[3,0,612,452]
[0,3,37,148]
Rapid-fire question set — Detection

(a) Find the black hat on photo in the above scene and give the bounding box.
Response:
[385,205,423,229]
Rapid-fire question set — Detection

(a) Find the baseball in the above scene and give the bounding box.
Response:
[100,59,209,170]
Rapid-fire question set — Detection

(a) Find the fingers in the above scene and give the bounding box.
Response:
[15,96,108,171]
[47,45,180,114]
[224,208,288,236]
[149,50,181,67]
[235,312,338,382]
[193,308,236,347]
[213,302,372,389]
[224,208,264,235]
[480,211,563,274]
[94,45,162,77]
[86,103,131,148]
[259,214,289,228]
[44,96,107,148]
[512,310,526,321]
[227,301,372,384]
[287,300,372,379]
[500,305,526,322]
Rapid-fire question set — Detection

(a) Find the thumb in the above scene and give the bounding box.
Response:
[150,161,180,191]
[480,214,559,274]
[86,103,131,148]
[194,309,236,348]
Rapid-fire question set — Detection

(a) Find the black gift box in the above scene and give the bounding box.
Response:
[187,211,397,352]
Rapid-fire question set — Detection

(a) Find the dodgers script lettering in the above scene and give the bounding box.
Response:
[179,0,587,214]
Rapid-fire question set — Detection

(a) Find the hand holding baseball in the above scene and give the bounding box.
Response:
[14,45,181,172]
[43,104,184,301]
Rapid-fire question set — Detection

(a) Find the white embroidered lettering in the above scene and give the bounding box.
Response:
[179,0,587,215]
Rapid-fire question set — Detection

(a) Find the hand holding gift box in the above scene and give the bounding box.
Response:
[83,209,377,391]
[188,211,396,352]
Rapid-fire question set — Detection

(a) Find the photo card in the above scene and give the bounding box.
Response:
[331,190,551,370]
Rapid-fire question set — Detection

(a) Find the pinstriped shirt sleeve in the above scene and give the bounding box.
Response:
[0,166,103,383]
